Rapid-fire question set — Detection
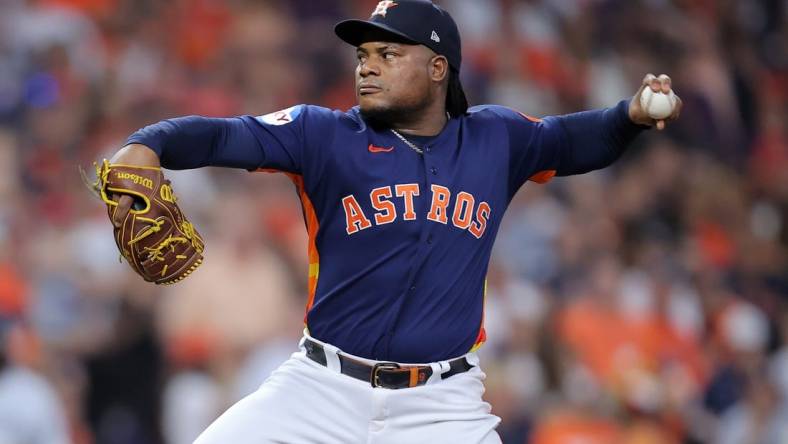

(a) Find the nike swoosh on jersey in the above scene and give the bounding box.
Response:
[368,144,394,153]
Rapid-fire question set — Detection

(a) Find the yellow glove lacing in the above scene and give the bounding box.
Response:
[136,221,204,263]
[87,159,114,206]
[88,160,205,266]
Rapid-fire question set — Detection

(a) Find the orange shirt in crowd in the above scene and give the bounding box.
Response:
[558,296,706,396]
[532,410,678,444]
[40,0,117,18]
[531,410,623,444]
[0,262,27,316]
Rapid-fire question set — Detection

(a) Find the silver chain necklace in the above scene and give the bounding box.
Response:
[390,129,424,155]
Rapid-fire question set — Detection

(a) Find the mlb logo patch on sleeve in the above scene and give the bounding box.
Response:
[256,105,303,126]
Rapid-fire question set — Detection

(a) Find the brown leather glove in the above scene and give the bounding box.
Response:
[90,160,205,285]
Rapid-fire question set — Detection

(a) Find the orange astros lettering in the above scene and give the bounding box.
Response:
[395,184,419,220]
[426,185,451,224]
[452,192,475,229]
[370,186,396,225]
[342,195,372,234]
[469,202,491,239]
[342,183,491,238]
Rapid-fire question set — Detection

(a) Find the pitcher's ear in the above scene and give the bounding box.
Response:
[430,55,449,82]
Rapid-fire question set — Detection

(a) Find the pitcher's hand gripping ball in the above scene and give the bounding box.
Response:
[639,87,678,120]
[89,160,205,284]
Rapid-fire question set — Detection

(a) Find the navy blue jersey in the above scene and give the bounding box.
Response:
[126,100,644,362]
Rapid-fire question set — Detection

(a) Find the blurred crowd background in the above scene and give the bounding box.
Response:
[0,0,786,443]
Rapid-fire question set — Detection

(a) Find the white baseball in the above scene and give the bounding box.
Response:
[639,87,677,120]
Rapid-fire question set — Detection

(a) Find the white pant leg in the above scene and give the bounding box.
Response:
[194,351,372,444]
[373,366,501,444]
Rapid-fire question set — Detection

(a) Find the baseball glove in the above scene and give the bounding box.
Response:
[88,160,204,285]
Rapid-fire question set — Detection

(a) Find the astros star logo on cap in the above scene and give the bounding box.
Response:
[372,1,397,18]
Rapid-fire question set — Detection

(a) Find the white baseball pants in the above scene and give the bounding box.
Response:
[194,335,501,443]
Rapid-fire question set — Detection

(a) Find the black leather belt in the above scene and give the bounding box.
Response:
[303,337,474,389]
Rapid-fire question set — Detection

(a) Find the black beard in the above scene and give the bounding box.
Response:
[360,105,416,130]
[359,95,433,129]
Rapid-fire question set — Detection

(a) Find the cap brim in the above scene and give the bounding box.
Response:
[335,19,419,47]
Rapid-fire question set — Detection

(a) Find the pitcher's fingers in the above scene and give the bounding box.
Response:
[670,95,683,120]
[656,120,665,130]
[658,74,672,93]
[649,76,661,92]
[643,74,660,92]
[634,82,648,100]
[112,195,133,228]
[637,73,655,97]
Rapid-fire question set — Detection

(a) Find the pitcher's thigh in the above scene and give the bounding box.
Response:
[379,410,501,444]
[195,355,369,444]
[378,369,501,444]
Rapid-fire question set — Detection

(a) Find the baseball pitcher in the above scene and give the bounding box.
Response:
[91,1,681,442]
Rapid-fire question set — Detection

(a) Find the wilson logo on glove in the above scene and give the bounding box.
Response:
[115,171,154,189]
[85,160,205,285]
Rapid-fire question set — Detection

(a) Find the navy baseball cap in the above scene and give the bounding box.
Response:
[335,1,462,71]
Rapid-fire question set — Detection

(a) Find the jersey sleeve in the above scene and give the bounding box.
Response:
[245,105,338,175]
[481,100,647,194]
[124,104,338,175]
